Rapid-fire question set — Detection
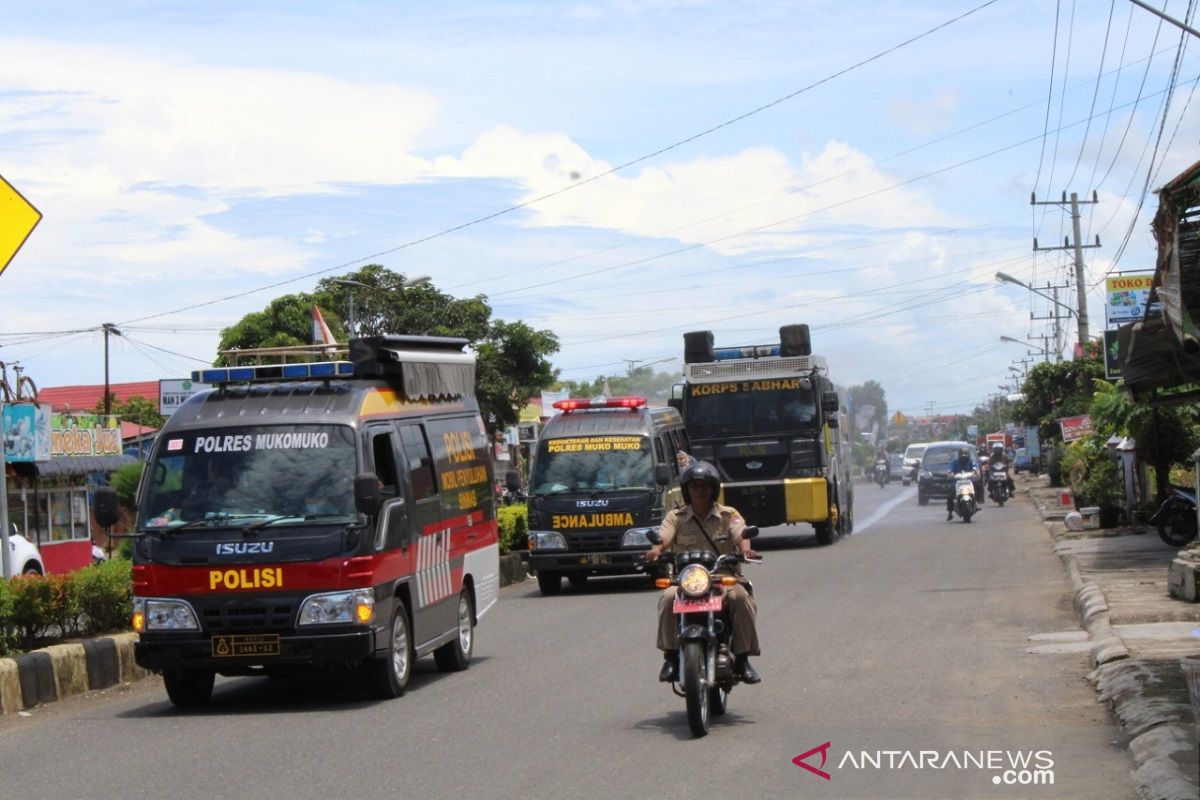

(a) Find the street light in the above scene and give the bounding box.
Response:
[995,272,1077,317]
[1000,334,1052,359]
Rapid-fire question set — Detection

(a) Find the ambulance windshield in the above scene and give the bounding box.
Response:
[138,425,357,529]
[531,435,653,495]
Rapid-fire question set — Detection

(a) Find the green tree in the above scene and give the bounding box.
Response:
[93,394,166,430]
[215,267,559,434]
[1012,351,1106,446]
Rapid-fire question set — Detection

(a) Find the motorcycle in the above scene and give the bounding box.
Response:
[1149,485,1198,547]
[873,459,889,488]
[647,526,761,738]
[987,464,1010,506]
[952,471,977,523]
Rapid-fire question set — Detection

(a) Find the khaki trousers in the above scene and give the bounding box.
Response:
[657,583,760,656]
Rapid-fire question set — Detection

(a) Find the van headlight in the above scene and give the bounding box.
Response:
[134,597,199,632]
[528,531,567,550]
[298,588,375,626]
[621,527,657,547]
[920,470,931,480]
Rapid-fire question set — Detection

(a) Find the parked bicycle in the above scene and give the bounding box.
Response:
[0,361,38,403]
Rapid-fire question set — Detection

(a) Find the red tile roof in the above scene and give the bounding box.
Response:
[36,381,161,414]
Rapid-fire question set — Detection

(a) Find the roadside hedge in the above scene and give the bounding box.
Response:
[497,504,528,555]
[0,559,133,656]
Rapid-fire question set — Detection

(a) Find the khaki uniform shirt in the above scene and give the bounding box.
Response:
[659,503,747,570]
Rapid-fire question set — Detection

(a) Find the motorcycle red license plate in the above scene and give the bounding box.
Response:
[674,594,723,613]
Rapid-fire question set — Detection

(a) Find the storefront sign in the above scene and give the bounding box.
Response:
[159,378,210,416]
[50,414,122,457]
[1105,273,1153,324]
[1103,329,1121,380]
[2,403,51,462]
[1058,414,1094,442]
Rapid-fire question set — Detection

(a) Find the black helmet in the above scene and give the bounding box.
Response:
[959,447,971,458]
[680,460,721,503]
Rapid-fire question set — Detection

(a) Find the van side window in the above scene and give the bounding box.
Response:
[654,437,665,466]
[371,432,399,495]
[399,425,437,501]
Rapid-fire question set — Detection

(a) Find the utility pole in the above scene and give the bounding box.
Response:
[102,323,120,417]
[1032,191,1101,355]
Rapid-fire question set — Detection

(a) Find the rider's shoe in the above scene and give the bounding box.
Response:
[659,652,678,682]
[947,510,953,521]
[735,655,761,684]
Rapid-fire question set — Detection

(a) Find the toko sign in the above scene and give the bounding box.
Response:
[1105,273,1153,324]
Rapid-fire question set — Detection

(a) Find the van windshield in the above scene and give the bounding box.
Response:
[531,435,653,495]
[138,425,358,529]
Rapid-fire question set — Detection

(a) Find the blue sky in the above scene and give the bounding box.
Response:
[1,0,1197,418]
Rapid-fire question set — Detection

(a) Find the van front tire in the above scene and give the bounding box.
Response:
[163,668,214,708]
[367,598,413,698]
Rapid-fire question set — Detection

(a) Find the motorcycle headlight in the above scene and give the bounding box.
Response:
[298,588,375,626]
[678,564,712,597]
[134,597,200,632]
[621,527,657,547]
[528,531,567,550]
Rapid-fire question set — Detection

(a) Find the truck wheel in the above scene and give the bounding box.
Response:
[434,591,475,672]
[537,570,562,595]
[163,668,215,708]
[918,489,928,506]
[367,598,413,698]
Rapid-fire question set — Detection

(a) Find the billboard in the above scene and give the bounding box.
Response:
[160,378,210,416]
[1105,273,1153,324]
[2,403,51,462]
[51,414,123,457]
[1058,414,1094,443]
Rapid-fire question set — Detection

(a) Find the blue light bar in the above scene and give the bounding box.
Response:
[190,361,355,385]
[713,345,780,361]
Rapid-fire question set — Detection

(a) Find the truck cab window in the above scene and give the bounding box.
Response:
[399,425,436,501]
[371,432,399,495]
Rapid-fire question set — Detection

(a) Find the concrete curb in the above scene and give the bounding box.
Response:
[0,632,145,715]
[1,558,529,716]
[1027,479,1196,800]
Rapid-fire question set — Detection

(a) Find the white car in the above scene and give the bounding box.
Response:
[901,443,929,486]
[6,523,44,576]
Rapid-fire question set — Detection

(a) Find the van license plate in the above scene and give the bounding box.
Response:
[212,634,280,657]
[581,554,608,566]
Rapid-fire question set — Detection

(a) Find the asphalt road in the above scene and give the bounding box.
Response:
[0,481,1137,800]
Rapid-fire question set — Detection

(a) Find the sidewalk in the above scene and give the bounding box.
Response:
[1023,473,1199,800]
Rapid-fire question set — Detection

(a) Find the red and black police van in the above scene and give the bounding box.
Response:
[95,336,499,707]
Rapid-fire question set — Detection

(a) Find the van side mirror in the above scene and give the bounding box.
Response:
[654,464,671,486]
[821,391,839,414]
[94,486,120,528]
[355,474,382,516]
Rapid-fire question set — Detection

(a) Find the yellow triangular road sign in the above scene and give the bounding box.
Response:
[0,175,41,277]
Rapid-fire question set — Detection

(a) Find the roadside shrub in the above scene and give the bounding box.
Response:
[9,574,54,649]
[77,559,133,634]
[497,504,528,555]
[46,572,84,640]
[0,580,14,656]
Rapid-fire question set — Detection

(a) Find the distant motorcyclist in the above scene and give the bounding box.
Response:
[645,461,762,685]
[988,443,1015,494]
[946,447,975,521]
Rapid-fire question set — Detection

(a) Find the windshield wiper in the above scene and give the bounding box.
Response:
[245,513,355,531]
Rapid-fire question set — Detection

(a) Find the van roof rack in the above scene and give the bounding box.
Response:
[196,335,476,399]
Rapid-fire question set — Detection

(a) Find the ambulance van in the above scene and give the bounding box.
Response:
[525,396,686,595]
[95,336,499,707]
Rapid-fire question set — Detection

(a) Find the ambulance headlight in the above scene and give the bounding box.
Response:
[621,527,657,547]
[134,597,199,632]
[528,531,567,550]
[298,588,375,626]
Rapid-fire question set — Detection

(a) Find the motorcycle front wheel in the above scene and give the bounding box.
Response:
[682,641,710,737]
[1158,506,1198,547]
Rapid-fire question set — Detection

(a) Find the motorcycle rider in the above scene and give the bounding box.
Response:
[645,461,762,684]
[988,442,1015,495]
[946,446,975,521]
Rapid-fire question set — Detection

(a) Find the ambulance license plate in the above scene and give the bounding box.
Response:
[581,554,608,566]
[212,634,280,657]
[673,595,722,613]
